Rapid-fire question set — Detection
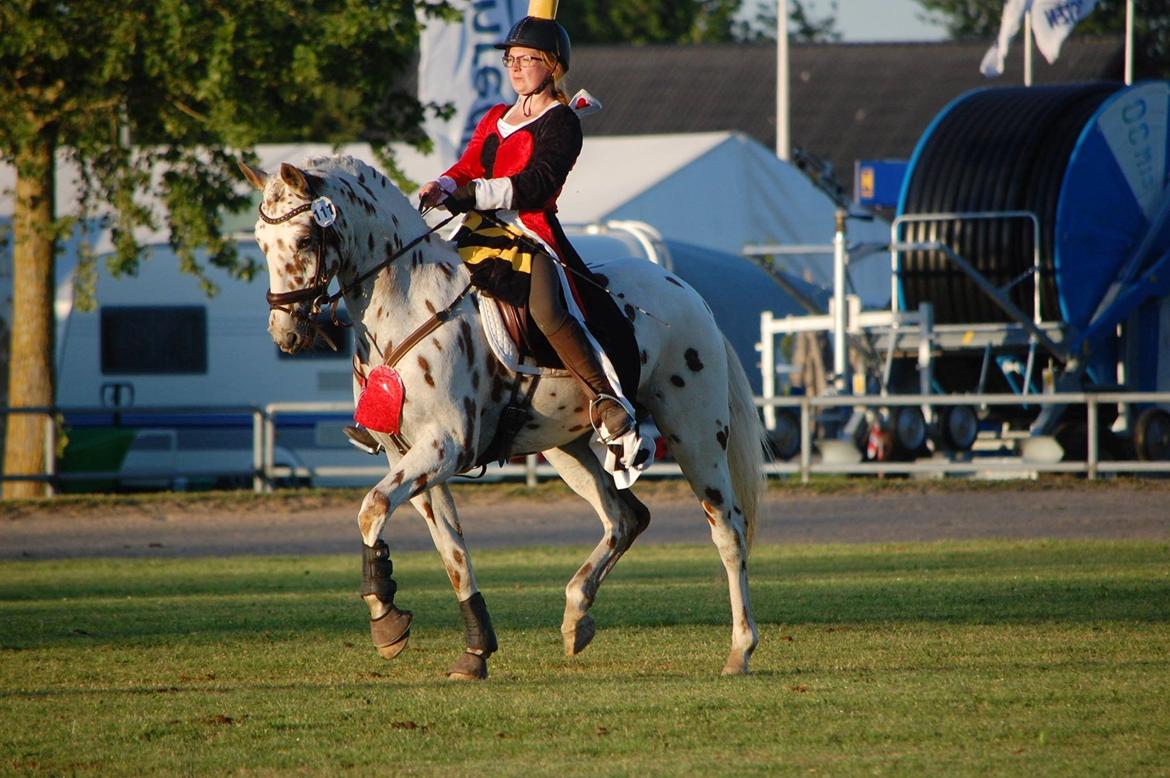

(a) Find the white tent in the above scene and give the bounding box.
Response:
[559,131,891,306]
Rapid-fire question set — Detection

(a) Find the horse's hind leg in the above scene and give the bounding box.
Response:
[647,392,758,675]
[543,435,651,656]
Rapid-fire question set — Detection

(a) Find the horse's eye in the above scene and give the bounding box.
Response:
[296,235,312,252]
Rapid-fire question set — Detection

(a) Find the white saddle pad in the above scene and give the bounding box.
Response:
[478,297,561,376]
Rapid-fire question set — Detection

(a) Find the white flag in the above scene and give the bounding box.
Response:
[418,0,529,167]
[981,0,1099,78]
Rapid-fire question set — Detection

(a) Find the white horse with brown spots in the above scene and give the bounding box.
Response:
[240,155,766,678]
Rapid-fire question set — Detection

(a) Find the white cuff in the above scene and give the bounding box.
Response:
[474,177,515,210]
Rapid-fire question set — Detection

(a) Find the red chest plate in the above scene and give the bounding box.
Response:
[354,365,406,434]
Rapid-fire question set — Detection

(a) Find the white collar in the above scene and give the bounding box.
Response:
[497,102,560,138]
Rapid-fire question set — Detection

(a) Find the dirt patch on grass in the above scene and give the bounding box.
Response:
[2,477,1168,559]
[5,475,1168,522]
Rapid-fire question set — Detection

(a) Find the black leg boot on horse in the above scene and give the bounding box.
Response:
[362,539,413,659]
[530,251,634,441]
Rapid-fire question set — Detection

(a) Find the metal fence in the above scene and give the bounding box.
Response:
[2,390,1168,495]
[760,391,1170,482]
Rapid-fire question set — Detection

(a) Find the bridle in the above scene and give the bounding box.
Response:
[258,185,456,329]
[259,194,337,316]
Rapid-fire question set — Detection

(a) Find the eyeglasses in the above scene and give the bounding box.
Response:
[502,54,544,69]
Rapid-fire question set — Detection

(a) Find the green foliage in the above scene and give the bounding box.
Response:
[0,0,452,287]
[559,0,839,44]
[558,0,738,44]
[739,0,842,42]
[913,0,1169,77]
[2,541,1169,774]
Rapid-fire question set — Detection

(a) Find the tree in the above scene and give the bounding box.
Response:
[558,0,839,44]
[0,0,451,498]
[738,0,842,43]
[913,0,1169,77]
[558,0,741,43]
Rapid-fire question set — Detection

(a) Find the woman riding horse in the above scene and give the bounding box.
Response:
[415,6,640,456]
[241,0,763,679]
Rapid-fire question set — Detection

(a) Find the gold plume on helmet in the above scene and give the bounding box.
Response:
[527,0,558,20]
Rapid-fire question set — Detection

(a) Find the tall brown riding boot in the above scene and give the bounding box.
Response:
[544,316,634,440]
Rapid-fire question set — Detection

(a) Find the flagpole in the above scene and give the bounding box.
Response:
[1023,11,1033,86]
[1124,0,1133,84]
[776,0,790,161]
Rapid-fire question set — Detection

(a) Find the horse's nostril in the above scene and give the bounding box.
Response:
[285,332,299,351]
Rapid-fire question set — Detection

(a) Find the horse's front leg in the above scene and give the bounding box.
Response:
[411,484,498,681]
[357,436,462,662]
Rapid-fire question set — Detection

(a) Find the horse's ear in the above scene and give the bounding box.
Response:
[238,161,268,191]
[279,163,310,197]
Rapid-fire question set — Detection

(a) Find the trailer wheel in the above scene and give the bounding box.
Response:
[1135,408,1170,462]
[941,405,979,451]
[769,410,801,461]
[893,407,927,457]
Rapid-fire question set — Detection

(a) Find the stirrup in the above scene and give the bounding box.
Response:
[589,394,635,444]
[344,425,384,456]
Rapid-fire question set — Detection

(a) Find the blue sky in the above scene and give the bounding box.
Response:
[823,0,949,42]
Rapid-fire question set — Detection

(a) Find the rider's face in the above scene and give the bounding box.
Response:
[506,46,550,95]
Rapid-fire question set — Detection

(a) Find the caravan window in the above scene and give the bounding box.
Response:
[101,306,208,374]
[276,310,352,360]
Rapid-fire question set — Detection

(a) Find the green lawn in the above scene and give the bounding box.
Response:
[2,540,1168,776]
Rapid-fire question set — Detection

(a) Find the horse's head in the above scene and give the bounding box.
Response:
[239,160,342,354]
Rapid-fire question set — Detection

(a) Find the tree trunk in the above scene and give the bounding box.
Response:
[3,134,56,498]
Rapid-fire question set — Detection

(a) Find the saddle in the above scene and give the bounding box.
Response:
[470,288,641,470]
[483,282,641,401]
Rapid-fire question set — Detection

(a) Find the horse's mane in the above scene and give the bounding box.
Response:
[297,153,422,224]
[302,153,384,184]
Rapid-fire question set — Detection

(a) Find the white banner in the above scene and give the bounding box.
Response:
[418,0,529,167]
[981,0,1099,77]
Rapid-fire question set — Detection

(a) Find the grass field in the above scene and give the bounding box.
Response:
[2,539,1169,776]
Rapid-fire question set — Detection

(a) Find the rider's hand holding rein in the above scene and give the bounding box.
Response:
[418,179,449,209]
[419,178,475,214]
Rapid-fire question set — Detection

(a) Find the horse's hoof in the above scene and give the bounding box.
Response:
[371,606,412,660]
[447,651,488,681]
[562,614,596,656]
[721,652,750,676]
[375,633,410,660]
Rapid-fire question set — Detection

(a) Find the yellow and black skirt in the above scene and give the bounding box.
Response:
[453,212,539,308]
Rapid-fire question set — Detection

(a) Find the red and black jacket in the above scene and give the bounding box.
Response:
[443,102,582,264]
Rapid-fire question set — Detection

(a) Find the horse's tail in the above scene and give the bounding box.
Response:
[724,336,768,554]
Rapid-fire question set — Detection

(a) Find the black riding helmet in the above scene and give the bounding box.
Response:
[494,16,571,73]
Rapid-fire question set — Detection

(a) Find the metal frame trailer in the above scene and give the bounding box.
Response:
[752,204,1170,463]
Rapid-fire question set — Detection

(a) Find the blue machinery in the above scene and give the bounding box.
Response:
[759,81,1170,463]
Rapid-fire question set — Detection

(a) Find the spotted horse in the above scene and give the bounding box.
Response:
[240,155,767,678]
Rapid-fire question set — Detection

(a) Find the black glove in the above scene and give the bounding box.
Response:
[445,183,476,214]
